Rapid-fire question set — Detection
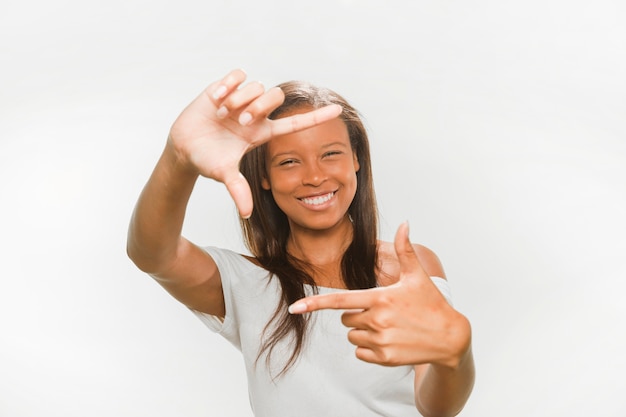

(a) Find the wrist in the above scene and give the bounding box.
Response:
[434,313,472,371]
[164,135,200,178]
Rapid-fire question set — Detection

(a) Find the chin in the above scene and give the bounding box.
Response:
[290,214,352,232]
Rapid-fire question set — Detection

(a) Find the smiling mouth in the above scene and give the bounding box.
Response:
[299,191,335,206]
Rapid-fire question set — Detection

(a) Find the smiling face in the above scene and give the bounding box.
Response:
[261,108,360,234]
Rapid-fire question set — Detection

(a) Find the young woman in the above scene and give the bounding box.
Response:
[127,69,475,417]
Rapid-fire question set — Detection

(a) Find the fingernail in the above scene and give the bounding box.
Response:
[239,112,252,126]
[288,302,307,314]
[213,85,227,100]
[216,106,228,119]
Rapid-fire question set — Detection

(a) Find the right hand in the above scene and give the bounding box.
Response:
[168,69,342,219]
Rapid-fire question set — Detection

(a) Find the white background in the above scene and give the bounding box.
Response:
[1,0,625,415]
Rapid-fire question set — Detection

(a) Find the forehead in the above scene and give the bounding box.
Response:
[267,107,350,154]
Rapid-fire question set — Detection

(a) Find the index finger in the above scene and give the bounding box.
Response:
[270,104,342,137]
[288,288,378,315]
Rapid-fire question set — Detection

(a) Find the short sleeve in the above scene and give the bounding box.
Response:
[189,246,242,350]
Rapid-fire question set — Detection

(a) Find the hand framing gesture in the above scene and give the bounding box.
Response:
[288,222,471,369]
[168,69,342,218]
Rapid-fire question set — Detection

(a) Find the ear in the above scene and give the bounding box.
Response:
[352,152,360,173]
[261,177,271,190]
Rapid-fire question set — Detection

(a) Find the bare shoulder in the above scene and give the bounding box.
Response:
[413,243,446,279]
[377,240,446,285]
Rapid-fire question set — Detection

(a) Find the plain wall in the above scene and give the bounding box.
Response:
[1,0,625,415]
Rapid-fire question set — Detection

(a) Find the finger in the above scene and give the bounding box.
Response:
[341,310,368,329]
[216,81,265,120]
[237,86,285,126]
[347,330,397,366]
[393,222,423,276]
[343,306,396,332]
[208,68,247,102]
[288,288,377,314]
[354,346,380,364]
[347,328,371,347]
[270,104,342,136]
[222,170,254,219]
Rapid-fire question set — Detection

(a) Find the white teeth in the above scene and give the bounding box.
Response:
[301,192,334,206]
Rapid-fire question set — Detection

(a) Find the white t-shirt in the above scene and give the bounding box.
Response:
[192,246,453,417]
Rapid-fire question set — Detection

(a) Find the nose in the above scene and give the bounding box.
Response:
[301,161,326,186]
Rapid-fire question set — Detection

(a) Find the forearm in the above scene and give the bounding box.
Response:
[414,344,475,417]
[126,139,199,273]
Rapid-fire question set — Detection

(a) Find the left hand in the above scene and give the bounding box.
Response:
[288,222,471,368]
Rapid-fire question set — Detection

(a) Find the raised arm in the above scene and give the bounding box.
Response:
[126,69,342,316]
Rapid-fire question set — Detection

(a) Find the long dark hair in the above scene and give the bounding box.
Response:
[239,81,378,377]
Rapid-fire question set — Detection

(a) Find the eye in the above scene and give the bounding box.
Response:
[323,150,342,158]
[279,158,298,166]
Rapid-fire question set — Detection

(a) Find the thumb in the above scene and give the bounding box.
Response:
[394,222,423,278]
[223,171,254,219]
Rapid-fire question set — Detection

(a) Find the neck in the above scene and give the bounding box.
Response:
[286,216,353,267]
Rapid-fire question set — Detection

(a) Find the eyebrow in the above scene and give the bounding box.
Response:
[321,141,350,149]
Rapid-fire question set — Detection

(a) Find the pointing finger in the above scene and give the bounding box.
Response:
[288,288,379,314]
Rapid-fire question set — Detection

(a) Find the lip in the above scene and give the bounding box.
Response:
[298,191,336,208]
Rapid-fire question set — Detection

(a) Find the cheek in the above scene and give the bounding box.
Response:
[339,164,359,184]
[266,171,297,194]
